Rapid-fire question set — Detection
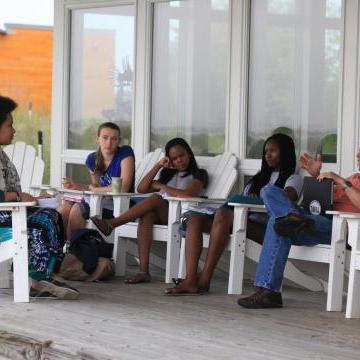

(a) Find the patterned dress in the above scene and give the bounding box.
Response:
[0,149,64,280]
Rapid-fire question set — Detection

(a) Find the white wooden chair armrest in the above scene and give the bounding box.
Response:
[0,201,35,303]
[57,188,85,195]
[228,202,267,213]
[84,192,140,217]
[166,196,225,204]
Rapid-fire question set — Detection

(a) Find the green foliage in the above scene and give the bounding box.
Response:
[13,110,51,184]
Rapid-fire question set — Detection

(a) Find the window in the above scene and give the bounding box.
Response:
[151,0,230,156]
[68,5,135,150]
[247,0,343,162]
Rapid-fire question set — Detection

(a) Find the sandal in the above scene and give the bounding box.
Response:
[90,216,114,236]
[124,272,151,284]
[164,281,201,296]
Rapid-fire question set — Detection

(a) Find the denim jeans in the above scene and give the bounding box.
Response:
[254,184,332,292]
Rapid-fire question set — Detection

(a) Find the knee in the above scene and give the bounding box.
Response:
[139,212,156,226]
[260,183,279,202]
[69,204,83,219]
[213,208,233,228]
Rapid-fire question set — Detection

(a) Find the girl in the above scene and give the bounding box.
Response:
[0,95,78,299]
[58,122,135,240]
[91,137,208,284]
[165,133,302,295]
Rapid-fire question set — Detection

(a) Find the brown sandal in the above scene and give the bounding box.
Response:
[90,216,114,236]
[124,272,151,284]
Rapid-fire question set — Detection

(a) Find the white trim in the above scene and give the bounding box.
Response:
[341,0,360,176]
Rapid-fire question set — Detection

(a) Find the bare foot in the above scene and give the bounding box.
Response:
[165,278,200,295]
[124,272,151,284]
[90,216,114,236]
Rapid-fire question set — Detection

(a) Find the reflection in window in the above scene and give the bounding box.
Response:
[151,0,230,156]
[326,0,342,18]
[267,0,295,15]
[247,0,343,162]
[68,6,135,150]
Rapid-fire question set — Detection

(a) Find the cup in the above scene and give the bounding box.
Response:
[111,177,122,193]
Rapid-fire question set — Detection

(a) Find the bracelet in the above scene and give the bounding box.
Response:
[15,192,21,202]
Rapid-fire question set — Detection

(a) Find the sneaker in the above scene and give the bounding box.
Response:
[274,213,315,237]
[237,288,283,308]
[38,278,80,300]
[30,287,58,299]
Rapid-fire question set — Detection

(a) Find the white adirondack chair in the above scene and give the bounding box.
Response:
[221,203,347,311]
[3,141,45,194]
[339,212,360,318]
[0,202,35,302]
[0,142,45,301]
[113,152,238,283]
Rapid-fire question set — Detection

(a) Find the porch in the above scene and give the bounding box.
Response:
[0,270,359,359]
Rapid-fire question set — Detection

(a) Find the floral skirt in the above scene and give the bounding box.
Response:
[0,208,64,280]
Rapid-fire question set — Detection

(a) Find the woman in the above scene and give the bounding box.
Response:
[165,133,302,295]
[58,122,135,240]
[238,150,360,308]
[0,95,78,299]
[91,137,208,284]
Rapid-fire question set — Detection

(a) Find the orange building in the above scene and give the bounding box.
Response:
[0,23,53,115]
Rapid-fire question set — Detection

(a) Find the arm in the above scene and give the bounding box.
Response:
[120,156,135,192]
[284,187,299,202]
[152,178,205,197]
[63,177,90,191]
[4,191,37,203]
[137,157,171,193]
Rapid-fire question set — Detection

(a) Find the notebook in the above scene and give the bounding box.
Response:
[302,176,334,216]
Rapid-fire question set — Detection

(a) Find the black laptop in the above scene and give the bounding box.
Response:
[302,177,334,216]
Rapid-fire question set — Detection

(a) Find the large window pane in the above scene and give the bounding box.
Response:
[247,0,343,162]
[151,0,230,156]
[68,6,134,150]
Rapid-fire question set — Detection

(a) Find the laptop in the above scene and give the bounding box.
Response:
[302,176,334,216]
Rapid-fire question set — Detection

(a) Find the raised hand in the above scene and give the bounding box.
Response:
[299,153,322,177]
[62,177,75,189]
[158,156,174,169]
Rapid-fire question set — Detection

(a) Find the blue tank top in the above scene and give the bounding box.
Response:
[85,145,135,192]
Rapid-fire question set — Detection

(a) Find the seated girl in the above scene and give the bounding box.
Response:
[165,133,302,295]
[238,150,360,308]
[0,95,78,299]
[91,137,208,284]
[57,122,135,240]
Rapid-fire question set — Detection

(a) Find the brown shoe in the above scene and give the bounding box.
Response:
[237,288,283,308]
[90,216,114,236]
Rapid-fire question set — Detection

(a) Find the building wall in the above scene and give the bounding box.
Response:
[0,25,53,115]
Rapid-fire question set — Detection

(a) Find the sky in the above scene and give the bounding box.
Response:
[0,0,54,30]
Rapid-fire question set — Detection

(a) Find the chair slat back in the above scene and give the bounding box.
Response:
[134,148,163,189]
[2,141,44,192]
[197,152,238,198]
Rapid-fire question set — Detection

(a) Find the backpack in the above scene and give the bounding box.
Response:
[58,229,114,281]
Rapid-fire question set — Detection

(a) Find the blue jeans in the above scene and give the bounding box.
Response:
[254,184,332,292]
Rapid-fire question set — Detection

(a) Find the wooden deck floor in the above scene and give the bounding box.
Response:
[0,272,359,359]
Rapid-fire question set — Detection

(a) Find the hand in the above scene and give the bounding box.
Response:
[158,157,174,169]
[317,171,344,185]
[62,177,76,189]
[20,192,37,203]
[299,153,322,177]
[88,184,100,191]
